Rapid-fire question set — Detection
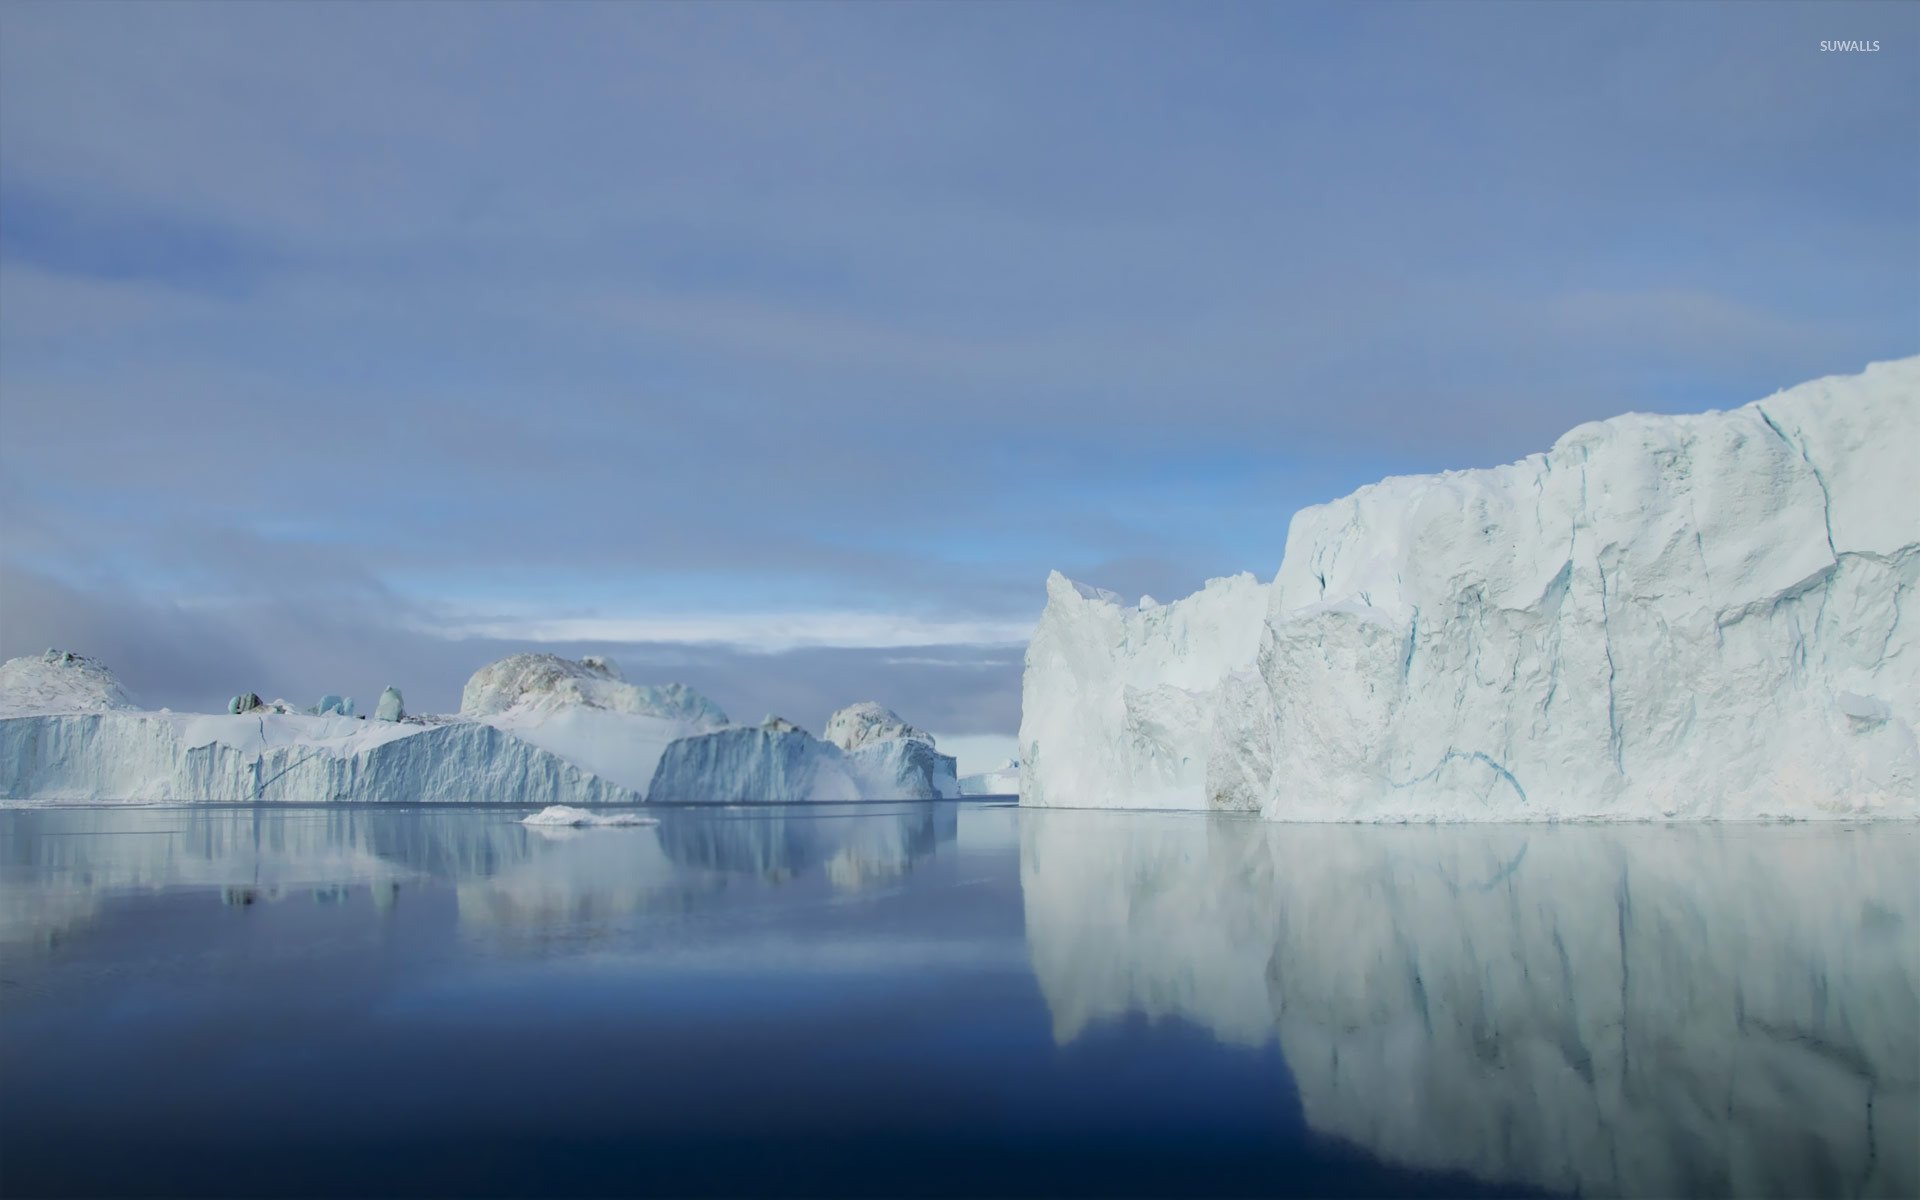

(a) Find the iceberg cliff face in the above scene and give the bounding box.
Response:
[1020,572,1269,809]
[648,704,959,803]
[1022,358,1920,819]
[0,651,646,805]
[844,737,959,799]
[0,710,637,805]
[646,722,863,804]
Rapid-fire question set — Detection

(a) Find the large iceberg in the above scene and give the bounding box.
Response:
[823,702,959,800]
[0,648,952,805]
[647,718,864,804]
[0,651,697,805]
[1021,357,1920,819]
[0,709,637,805]
[648,703,958,803]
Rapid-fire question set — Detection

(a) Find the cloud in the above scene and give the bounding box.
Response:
[0,564,1021,737]
[1,0,1914,727]
[439,611,1038,654]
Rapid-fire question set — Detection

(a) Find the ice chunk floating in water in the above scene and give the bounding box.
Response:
[519,805,657,828]
[1021,357,1920,820]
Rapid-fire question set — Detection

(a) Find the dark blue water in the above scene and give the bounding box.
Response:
[1,804,1912,1199]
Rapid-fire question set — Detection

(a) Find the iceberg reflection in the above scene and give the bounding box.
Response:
[0,802,961,949]
[655,802,958,887]
[1020,812,1918,1199]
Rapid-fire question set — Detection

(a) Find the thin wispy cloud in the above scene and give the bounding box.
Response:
[439,612,1038,655]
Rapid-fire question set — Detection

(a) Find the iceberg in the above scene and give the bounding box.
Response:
[1021,572,1269,810]
[648,704,958,803]
[958,758,1021,796]
[822,701,934,751]
[0,708,638,804]
[460,653,730,794]
[519,805,657,828]
[844,737,959,799]
[1021,357,1920,819]
[0,650,136,717]
[373,686,405,722]
[647,718,864,803]
[823,702,959,800]
[0,653,638,805]
[461,653,726,725]
[0,648,949,806]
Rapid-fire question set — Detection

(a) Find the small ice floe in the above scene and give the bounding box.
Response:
[519,805,657,828]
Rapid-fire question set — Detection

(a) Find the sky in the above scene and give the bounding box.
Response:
[1,0,1914,768]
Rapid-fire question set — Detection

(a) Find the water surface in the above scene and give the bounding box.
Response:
[1,803,1912,1198]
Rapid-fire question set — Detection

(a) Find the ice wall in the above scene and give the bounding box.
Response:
[1020,572,1268,809]
[646,722,865,804]
[0,711,637,805]
[1021,358,1920,819]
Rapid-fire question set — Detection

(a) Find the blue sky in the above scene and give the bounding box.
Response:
[1,0,1914,758]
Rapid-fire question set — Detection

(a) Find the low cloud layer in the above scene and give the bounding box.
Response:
[0,565,1022,749]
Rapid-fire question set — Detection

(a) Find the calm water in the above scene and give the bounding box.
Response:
[0,803,1913,1199]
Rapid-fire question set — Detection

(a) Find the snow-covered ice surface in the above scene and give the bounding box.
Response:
[1019,810,1918,1198]
[462,653,727,725]
[822,701,935,752]
[1021,357,1920,819]
[0,651,137,717]
[519,805,657,828]
[462,654,729,795]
